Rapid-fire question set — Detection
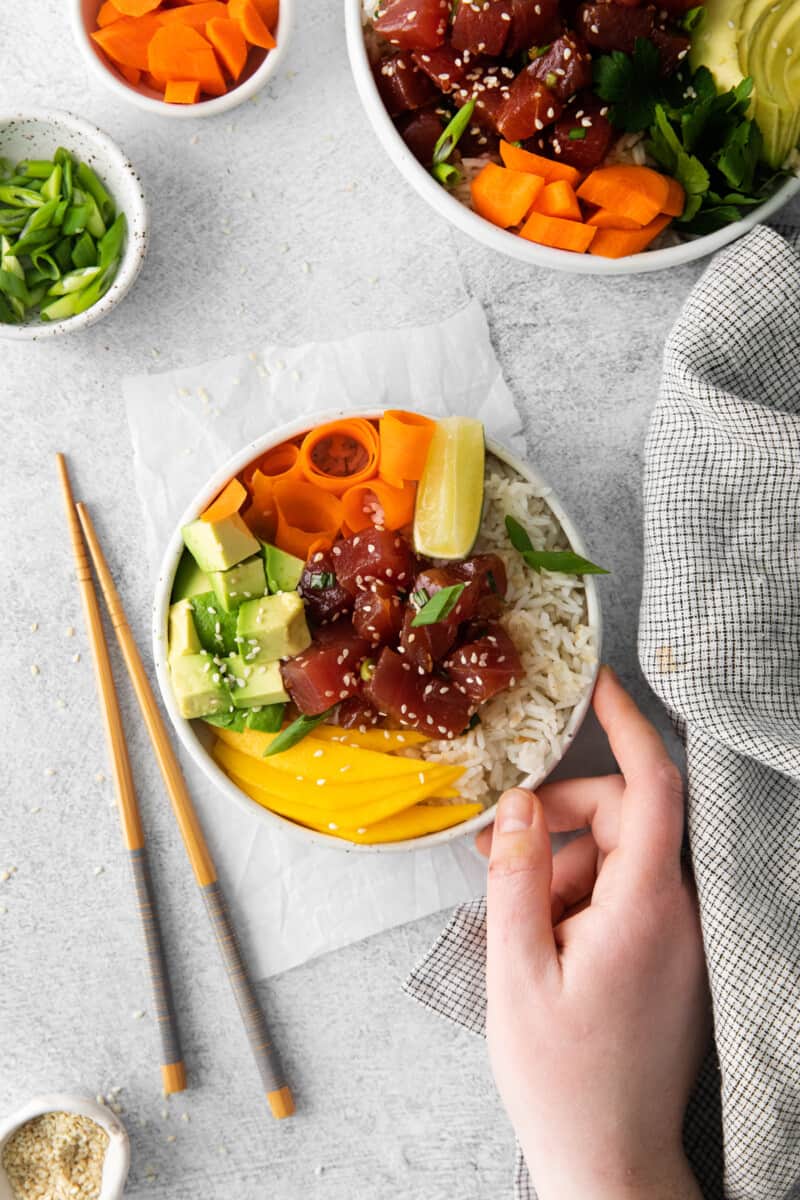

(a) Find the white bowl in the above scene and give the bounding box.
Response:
[0,110,147,340]
[0,1093,130,1200]
[70,0,294,119]
[344,0,800,276]
[152,408,602,853]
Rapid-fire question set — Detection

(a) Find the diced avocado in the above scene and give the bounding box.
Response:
[170,653,232,720]
[236,592,311,661]
[168,599,201,659]
[244,703,286,732]
[190,592,239,656]
[181,513,259,574]
[208,554,267,614]
[263,542,305,594]
[171,548,211,603]
[226,655,289,709]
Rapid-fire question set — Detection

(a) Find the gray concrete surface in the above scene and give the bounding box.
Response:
[2,4,798,1198]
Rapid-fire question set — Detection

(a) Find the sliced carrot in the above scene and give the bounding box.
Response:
[499,141,582,187]
[586,208,643,230]
[533,179,582,222]
[119,63,142,84]
[471,163,544,229]
[519,211,597,253]
[378,409,436,488]
[97,1,125,26]
[165,78,202,103]
[245,441,303,487]
[206,16,249,80]
[577,166,670,228]
[589,214,672,258]
[91,15,162,69]
[141,69,165,90]
[201,477,248,523]
[251,0,278,30]
[342,480,416,533]
[114,0,161,14]
[147,24,227,95]
[157,2,228,27]
[228,0,276,48]
[298,419,380,496]
[242,469,277,540]
[662,176,685,218]
[272,479,344,560]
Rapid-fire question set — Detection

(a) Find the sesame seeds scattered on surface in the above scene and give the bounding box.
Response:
[43,767,56,777]
[93,866,105,877]
[29,622,38,633]
[30,664,40,677]
[72,653,81,663]
[132,1009,146,1020]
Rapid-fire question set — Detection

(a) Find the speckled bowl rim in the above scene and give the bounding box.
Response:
[69,0,295,119]
[152,408,602,854]
[344,0,800,276]
[0,109,148,340]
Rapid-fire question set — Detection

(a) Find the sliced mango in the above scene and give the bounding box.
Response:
[313,725,429,752]
[337,802,484,844]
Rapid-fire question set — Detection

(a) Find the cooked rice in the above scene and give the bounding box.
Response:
[414,461,597,805]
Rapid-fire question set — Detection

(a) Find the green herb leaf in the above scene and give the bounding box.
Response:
[432,98,476,166]
[263,708,335,757]
[411,583,466,626]
[245,703,286,733]
[593,38,661,132]
[681,6,705,32]
[505,515,608,576]
[190,593,239,656]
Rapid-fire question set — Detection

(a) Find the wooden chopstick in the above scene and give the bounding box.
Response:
[56,454,186,1097]
[74,500,295,1121]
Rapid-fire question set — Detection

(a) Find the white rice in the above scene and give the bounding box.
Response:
[414,462,597,805]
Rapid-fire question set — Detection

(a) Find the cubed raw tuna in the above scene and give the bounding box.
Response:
[577,4,656,53]
[454,65,514,133]
[452,0,513,57]
[411,44,469,93]
[299,550,353,626]
[353,580,405,645]
[367,647,473,738]
[281,624,371,715]
[374,0,450,50]
[399,565,479,670]
[504,0,561,57]
[497,70,562,142]
[444,624,522,704]
[651,25,690,76]
[336,694,381,729]
[333,529,418,594]
[454,552,508,620]
[527,33,593,102]
[374,53,438,117]
[397,108,445,165]
[551,94,614,170]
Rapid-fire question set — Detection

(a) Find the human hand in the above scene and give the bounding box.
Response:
[479,666,710,1200]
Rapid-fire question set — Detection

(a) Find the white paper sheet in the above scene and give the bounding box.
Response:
[123,299,524,979]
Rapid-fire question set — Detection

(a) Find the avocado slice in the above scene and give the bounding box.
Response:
[170,653,232,720]
[236,592,311,661]
[168,599,201,659]
[226,656,289,709]
[181,512,260,574]
[171,549,211,603]
[208,554,267,614]
[690,0,746,93]
[262,542,305,594]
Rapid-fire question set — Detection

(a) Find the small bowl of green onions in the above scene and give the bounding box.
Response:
[0,109,147,339]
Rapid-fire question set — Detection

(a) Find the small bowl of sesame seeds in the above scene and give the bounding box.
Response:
[0,1094,129,1200]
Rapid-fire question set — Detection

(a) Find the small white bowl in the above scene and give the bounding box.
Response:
[0,1093,130,1200]
[344,0,800,276]
[152,408,602,853]
[0,110,147,340]
[70,0,294,119]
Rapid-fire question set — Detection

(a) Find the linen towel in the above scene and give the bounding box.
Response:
[405,225,800,1200]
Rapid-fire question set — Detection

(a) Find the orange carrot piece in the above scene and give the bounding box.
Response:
[201,478,248,523]
[519,210,597,253]
[662,176,685,218]
[249,0,278,30]
[378,409,436,488]
[272,479,344,560]
[471,163,544,229]
[533,179,582,222]
[91,15,162,69]
[241,469,278,540]
[119,63,142,84]
[114,0,161,14]
[157,2,228,27]
[589,214,672,258]
[206,16,249,80]
[141,69,165,90]
[342,480,416,533]
[298,419,380,496]
[577,166,670,227]
[499,141,582,187]
[165,78,202,103]
[228,0,276,48]
[97,1,125,26]
[585,208,643,230]
[147,24,227,95]
[244,441,303,487]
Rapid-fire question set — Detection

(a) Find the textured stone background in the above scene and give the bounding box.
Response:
[1,4,798,1197]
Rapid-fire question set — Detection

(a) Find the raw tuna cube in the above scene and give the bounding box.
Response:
[281,624,371,715]
[497,69,562,142]
[651,25,690,76]
[454,552,508,619]
[353,580,405,645]
[397,108,445,164]
[336,695,381,729]
[374,0,450,50]
[444,624,522,704]
[399,565,479,670]
[411,44,469,93]
[452,0,513,57]
[527,33,593,103]
[504,0,561,57]
[299,550,353,626]
[551,94,614,170]
[367,647,473,738]
[374,53,438,117]
[577,4,656,53]
[334,529,418,594]
[454,65,515,133]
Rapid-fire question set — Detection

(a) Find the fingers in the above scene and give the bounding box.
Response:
[550,833,599,923]
[536,775,624,851]
[486,789,558,985]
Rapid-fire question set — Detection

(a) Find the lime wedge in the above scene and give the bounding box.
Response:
[413,417,485,559]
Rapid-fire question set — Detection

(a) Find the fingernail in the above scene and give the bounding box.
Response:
[496,788,534,834]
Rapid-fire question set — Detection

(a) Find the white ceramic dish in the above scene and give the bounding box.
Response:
[0,110,147,341]
[152,408,602,853]
[344,0,800,276]
[70,0,294,119]
[0,1093,130,1200]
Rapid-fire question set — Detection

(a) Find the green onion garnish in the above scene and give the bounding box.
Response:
[432,98,476,167]
[568,128,587,140]
[308,571,335,589]
[505,515,608,576]
[263,707,336,757]
[411,583,466,627]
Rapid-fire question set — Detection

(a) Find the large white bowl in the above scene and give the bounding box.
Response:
[0,110,147,340]
[344,0,800,276]
[152,409,602,853]
[70,0,294,119]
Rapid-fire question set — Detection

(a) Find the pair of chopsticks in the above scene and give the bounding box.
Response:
[56,454,294,1119]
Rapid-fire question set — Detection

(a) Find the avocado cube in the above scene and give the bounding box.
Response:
[181,513,259,574]
[208,554,267,614]
[236,592,311,661]
[171,548,211,603]
[168,599,201,659]
[170,653,232,720]
[227,655,289,709]
[263,542,305,594]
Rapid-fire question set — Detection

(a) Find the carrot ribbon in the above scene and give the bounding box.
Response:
[341,479,415,533]
[201,477,247,523]
[378,410,435,488]
[298,419,379,496]
[272,478,343,560]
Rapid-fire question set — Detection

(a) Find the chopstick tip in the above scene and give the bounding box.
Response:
[267,1086,295,1120]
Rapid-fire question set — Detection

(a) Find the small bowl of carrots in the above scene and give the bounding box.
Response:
[70,0,292,118]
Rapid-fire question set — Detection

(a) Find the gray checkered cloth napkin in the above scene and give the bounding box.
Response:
[405,225,800,1200]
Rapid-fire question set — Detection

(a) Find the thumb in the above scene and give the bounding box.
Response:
[487,789,557,984]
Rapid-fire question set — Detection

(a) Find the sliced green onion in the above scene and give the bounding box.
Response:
[47,266,102,296]
[41,164,62,202]
[432,161,462,188]
[505,515,608,576]
[568,128,587,140]
[0,185,45,208]
[16,160,56,179]
[432,97,476,166]
[411,583,466,626]
[263,707,336,757]
[71,231,97,269]
[76,161,115,225]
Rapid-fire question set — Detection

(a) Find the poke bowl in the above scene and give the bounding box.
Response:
[153,409,603,852]
[345,0,800,275]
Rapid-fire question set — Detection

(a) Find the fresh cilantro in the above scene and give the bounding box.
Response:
[505,516,608,576]
[593,38,662,133]
[204,703,286,734]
